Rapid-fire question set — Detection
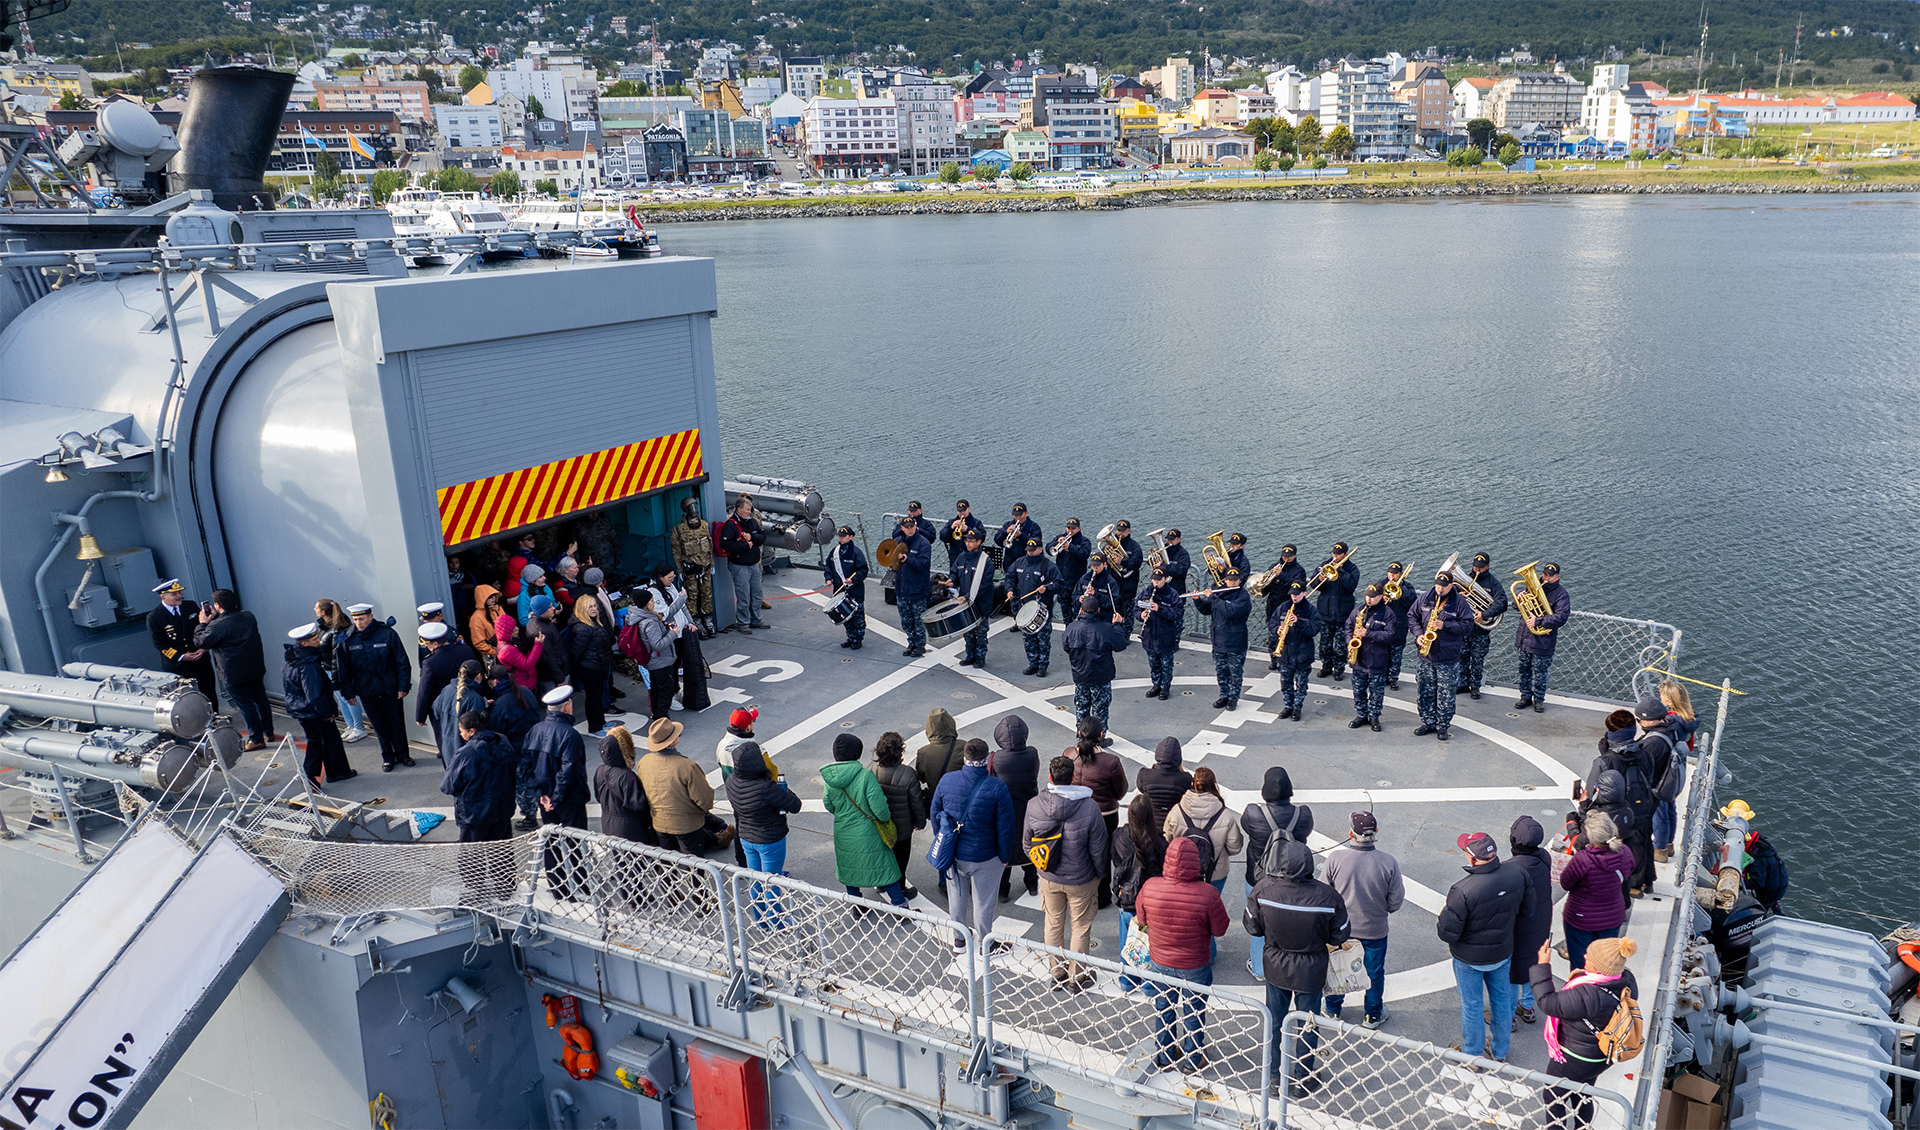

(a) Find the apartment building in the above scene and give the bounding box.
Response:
[1267,66,1324,127]
[499,144,600,192]
[891,74,966,175]
[1482,71,1583,129]
[1318,61,1411,159]
[1004,130,1049,167]
[1146,57,1197,104]
[784,57,825,100]
[1235,89,1276,122]
[314,76,431,123]
[1193,89,1238,126]
[1452,76,1496,125]
[1393,62,1452,143]
[1021,75,1114,169]
[434,103,503,148]
[802,96,899,176]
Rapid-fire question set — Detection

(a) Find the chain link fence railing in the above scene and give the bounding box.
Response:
[535,826,739,980]
[1277,1011,1635,1129]
[983,932,1271,1127]
[232,826,537,920]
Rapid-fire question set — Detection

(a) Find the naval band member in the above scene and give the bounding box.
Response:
[1160,529,1192,593]
[892,516,933,658]
[1346,584,1397,732]
[1050,518,1092,629]
[951,527,996,668]
[1268,581,1320,721]
[1382,561,1416,689]
[1408,571,1471,740]
[147,579,217,706]
[1004,537,1061,676]
[1456,552,1508,700]
[1314,542,1360,680]
[1515,562,1572,713]
[1194,567,1252,710]
[825,524,869,649]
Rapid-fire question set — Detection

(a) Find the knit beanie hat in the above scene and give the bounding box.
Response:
[832,733,863,762]
[1585,936,1638,976]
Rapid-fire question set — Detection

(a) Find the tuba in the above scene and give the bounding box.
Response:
[1440,552,1502,629]
[1511,561,1554,636]
[1144,528,1169,572]
[1094,524,1127,575]
[1200,531,1230,587]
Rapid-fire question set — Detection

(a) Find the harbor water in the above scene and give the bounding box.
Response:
[662,194,1920,934]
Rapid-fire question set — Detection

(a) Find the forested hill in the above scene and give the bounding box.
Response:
[38,0,1920,76]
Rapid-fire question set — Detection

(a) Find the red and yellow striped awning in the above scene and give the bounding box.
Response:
[436,428,704,547]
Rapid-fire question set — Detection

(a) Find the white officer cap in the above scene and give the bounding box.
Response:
[346,603,374,614]
[541,685,574,707]
[417,601,445,615]
[287,622,320,641]
[419,621,451,641]
[152,578,184,594]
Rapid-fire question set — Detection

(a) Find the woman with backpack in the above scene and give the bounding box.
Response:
[1112,793,1167,992]
[620,593,679,719]
[1531,936,1640,1129]
[1164,768,1244,892]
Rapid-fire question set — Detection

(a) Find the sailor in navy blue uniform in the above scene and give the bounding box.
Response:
[147,579,217,706]
[1136,566,1186,699]
[889,501,925,545]
[1314,542,1360,679]
[1160,529,1192,593]
[939,499,985,569]
[1409,572,1472,740]
[1074,552,1121,623]
[1226,532,1251,580]
[1456,552,1508,700]
[1268,582,1321,720]
[1262,544,1309,668]
[1051,518,1092,628]
[893,517,933,658]
[1004,537,1061,676]
[1194,568,1253,710]
[1514,563,1572,713]
[994,503,1041,564]
[950,527,996,668]
[1382,561,1417,688]
[1111,520,1145,640]
[1345,584,1398,732]
[825,525,869,649]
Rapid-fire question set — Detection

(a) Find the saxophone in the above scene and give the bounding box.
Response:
[1347,602,1368,664]
[1272,601,1299,660]
[1511,560,1554,636]
[1417,587,1448,657]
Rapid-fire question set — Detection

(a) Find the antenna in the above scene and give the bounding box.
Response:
[1791,11,1803,80]
[1695,0,1709,95]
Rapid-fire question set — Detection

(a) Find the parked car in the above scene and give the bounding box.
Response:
[1663,161,1682,169]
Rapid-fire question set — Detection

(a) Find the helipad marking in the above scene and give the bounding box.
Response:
[708,654,805,683]
[1183,730,1246,760]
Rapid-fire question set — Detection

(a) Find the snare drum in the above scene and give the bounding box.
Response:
[824,590,860,624]
[1014,601,1050,636]
[922,598,978,642]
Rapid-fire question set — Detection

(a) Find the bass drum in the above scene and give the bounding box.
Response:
[922,598,978,642]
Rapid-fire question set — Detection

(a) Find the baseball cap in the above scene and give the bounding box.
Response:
[1634,696,1667,722]
[729,707,759,731]
[1350,811,1378,835]
[1223,568,1242,580]
[1228,533,1246,546]
[1332,541,1350,554]
[1388,561,1404,572]
[1364,583,1383,597]
[1281,545,1297,555]
[1166,529,1181,539]
[1011,503,1027,514]
[1472,553,1490,567]
[1543,562,1561,575]
[1457,832,1498,861]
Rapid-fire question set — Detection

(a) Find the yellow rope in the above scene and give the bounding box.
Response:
[1640,666,1747,695]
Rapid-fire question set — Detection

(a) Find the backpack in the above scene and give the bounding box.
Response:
[1587,984,1645,1063]
[1744,833,1789,899]
[1027,822,1063,872]
[1251,803,1304,884]
[712,519,733,559]
[1644,731,1686,802]
[1609,748,1656,824]
[926,773,988,873]
[616,621,652,668]
[1178,803,1226,879]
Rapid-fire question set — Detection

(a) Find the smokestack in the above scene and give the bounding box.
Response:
[172,65,297,211]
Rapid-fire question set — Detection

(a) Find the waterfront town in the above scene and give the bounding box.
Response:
[4,16,1915,198]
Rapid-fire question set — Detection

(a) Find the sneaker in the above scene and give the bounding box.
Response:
[1246,959,1257,978]
[1363,1007,1390,1029]
[987,939,1012,957]
[901,883,919,900]
[1518,1006,1536,1024]
[342,727,368,743]
[950,936,969,954]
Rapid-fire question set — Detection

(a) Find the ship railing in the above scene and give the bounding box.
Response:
[1184,604,1680,706]
[0,228,626,281]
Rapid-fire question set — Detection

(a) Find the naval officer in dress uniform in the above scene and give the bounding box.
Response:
[146,579,217,706]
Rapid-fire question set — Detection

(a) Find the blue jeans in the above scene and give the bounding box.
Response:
[335,691,364,731]
[1652,797,1676,851]
[741,838,789,928]
[1267,984,1323,1082]
[1324,936,1388,1020]
[1146,649,1175,691]
[1146,959,1213,1064]
[1518,979,1536,1010]
[1246,883,1262,971]
[1118,909,1140,991]
[1517,651,1553,700]
[1453,957,1515,1059]
[1565,925,1622,972]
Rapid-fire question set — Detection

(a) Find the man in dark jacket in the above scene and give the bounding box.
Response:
[1074,553,1121,623]
[992,503,1041,565]
[415,622,478,749]
[951,528,996,668]
[1246,838,1350,1095]
[282,622,354,786]
[1005,538,1061,676]
[725,739,803,926]
[991,716,1042,900]
[930,740,1020,952]
[1456,553,1509,699]
[1382,562,1417,689]
[1313,543,1360,679]
[1506,816,1553,1023]
[888,500,925,545]
[1257,544,1309,634]
[1024,756,1110,988]
[1225,532,1251,579]
[442,712,520,901]
[1136,566,1185,699]
[717,493,769,633]
[593,729,654,844]
[1135,736,1193,828]
[1438,831,1528,1060]
[526,595,570,692]
[147,579,216,707]
[335,602,415,770]
[1408,572,1472,740]
[1161,529,1192,593]
[1063,593,1130,730]
[825,524,869,649]
[1051,518,1092,629]
[1110,521,1145,639]
[1346,584,1398,732]
[1514,562,1572,712]
[194,588,278,750]
[1240,765,1314,976]
[1269,582,1322,720]
[487,667,544,830]
[938,499,985,568]
[528,686,589,897]
[1194,569,1252,711]
[893,517,934,658]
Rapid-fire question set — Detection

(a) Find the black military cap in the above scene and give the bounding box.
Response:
[837,525,854,536]
[1365,583,1383,597]
[1388,561,1405,572]
[1011,503,1027,514]
[1288,581,1305,594]
[963,527,984,541]
[1332,541,1350,554]
[1472,553,1490,567]
[1281,545,1297,555]
[1024,538,1041,550]
[1166,529,1182,539]
[1543,562,1561,575]
[1228,533,1246,546]
[1223,568,1243,579]
[1151,565,1169,579]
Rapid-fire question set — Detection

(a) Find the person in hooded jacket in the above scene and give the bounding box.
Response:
[1323,811,1403,1027]
[1136,835,1231,1070]
[431,660,491,766]
[1506,816,1554,1025]
[872,732,928,899]
[1579,768,1648,898]
[1531,936,1640,1130]
[468,585,504,661]
[1025,755,1110,989]
[1064,591,1130,729]
[1241,765,1313,975]
[1070,718,1129,908]
[929,739,1020,952]
[1268,583,1322,721]
[1135,737,1193,829]
[1246,838,1350,1093]
[442,712,517,843]
[989,717,1041,901]
[914,707,964,812]
[514,565,558,626]
[593,726,654,844]
[1193,569,1253,710]
[1438,831,1530,1061]
[1136,565,1185,698]
[495,619,544,691]
[727,738,804,926]
[282,622,354,786]
[823,733,908,906]
[1560,811,1634,971]
[1112,793,1168,992]
[485,664,542,830]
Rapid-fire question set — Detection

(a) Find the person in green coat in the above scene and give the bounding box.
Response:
[821,733,909,906]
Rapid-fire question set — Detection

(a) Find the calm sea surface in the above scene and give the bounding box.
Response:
[668,195,1920,933]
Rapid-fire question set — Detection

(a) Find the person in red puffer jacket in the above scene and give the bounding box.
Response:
[1134,835,1229,1071]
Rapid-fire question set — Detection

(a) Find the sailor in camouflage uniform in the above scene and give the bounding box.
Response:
[1003,537,1061,676]
[670,497,717,638]
[1408,572,1472,740]
[1455,552,1508,700]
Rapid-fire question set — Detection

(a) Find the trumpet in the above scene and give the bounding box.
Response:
[1047,532,1073,558]
[1383,560,1414,602]
[1511,560,1554,636]
[1200,531,1230,587]
[994,518,1021,548]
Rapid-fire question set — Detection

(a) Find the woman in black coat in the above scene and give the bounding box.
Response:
[871,732,928,899]
[1507,815,1554,1023]
[990,715,1041,900]
[1532,936,1641,1130]
[566,595,614,733]
[593,727,655,845]
[1111,793,1168,990]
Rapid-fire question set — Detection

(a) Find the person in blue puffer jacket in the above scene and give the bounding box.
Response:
[929,739,1019,953]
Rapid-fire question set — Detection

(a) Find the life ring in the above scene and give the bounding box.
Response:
[1897,941,1920,976]
[560,1022,599,1081]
